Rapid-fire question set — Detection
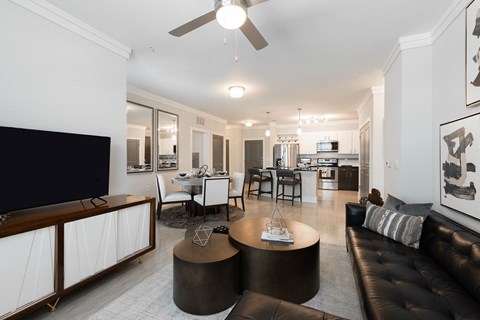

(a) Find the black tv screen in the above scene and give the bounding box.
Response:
[0,126,111,214]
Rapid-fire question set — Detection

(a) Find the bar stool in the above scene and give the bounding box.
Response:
[247,168,273,199]
[276,169,302,205]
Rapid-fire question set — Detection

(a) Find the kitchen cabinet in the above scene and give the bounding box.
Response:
[338,166,359,191]
[338,130,359,154]
[299,132,317,154]
[317,131,337,142]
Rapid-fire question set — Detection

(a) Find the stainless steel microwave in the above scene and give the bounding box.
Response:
[316,141,338,152]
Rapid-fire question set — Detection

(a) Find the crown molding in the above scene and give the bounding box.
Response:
[382,33,432,74]
[11,0,131,59]
[127,85,228,125]
[382,0,466,75]
[357,85,384,114]
[431,0,468,43]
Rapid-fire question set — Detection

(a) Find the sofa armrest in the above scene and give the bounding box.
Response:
[346,202,366,227]
[225,290,346,320]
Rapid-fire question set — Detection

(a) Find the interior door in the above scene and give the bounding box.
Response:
[212,134,224,171]
[127,139,140,166]
[244,140,263,170]
[359,123,370,197]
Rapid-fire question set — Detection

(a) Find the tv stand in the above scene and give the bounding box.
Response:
[0,194,155,320]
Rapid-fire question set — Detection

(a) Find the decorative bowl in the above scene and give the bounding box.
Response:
[178,172,187,178]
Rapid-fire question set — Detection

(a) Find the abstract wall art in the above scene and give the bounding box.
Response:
[440,112,480,219]
[466,0,480,106]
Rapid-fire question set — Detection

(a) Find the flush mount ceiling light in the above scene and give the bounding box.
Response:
[245,120,253,127]
[265,112,271,137]
[216,0,247,30]
[296,108,302,136]
[229,85,245,98]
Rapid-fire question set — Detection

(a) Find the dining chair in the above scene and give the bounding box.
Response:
[193,177,230,222]
[229,172,245,211]
[155,174,192,219]
[276,169,302,206]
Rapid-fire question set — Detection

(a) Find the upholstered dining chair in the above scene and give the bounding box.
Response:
[247,168,273,199]
[193,177,230,222]
[276,169,302,206]
[155,174,192,219]
[229,172,245,211]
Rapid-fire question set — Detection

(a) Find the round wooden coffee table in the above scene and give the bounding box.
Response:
[228,218,320,304]
[173,234,240,315]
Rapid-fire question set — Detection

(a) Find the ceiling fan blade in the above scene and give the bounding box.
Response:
[240,17,268,50]
[169,10,216,37]
[246,0,269,7]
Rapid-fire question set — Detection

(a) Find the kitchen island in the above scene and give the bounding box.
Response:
[255,168,318,203]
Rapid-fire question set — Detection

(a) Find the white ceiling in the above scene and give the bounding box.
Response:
[47,0,453,126]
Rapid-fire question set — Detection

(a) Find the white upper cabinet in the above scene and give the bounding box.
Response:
[317,131,338,141]
[299,132,317,154]
[338,130,359,154]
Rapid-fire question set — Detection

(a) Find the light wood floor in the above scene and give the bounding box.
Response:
[23,189,358,320]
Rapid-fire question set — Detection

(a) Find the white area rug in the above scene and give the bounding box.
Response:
[87,243,361,320]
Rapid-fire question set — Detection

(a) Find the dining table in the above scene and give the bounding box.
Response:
[171,173,229,195]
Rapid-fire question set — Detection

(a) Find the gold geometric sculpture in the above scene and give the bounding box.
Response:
[192,224,213,246]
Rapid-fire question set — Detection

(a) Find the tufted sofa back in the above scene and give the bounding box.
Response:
[420,211,480,303]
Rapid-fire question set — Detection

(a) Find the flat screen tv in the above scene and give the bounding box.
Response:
[0,126,111,214]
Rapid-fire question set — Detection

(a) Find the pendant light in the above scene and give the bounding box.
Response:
[296,108,302,136]
[265,112,271,137]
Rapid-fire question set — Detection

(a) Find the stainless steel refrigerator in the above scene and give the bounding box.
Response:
[273,144,299,168]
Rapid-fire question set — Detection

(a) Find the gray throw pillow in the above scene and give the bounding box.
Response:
[383,194,405,210]
[382,194,432,217]
[363,202,425,249]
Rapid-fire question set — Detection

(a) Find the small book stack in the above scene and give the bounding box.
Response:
[261,229,294,243]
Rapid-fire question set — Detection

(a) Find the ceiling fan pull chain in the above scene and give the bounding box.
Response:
[235,29,239,62]
[224,29,227,46]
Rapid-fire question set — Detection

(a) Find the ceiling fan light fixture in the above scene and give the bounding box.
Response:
[215,0,247,30]
[229,85,245,98]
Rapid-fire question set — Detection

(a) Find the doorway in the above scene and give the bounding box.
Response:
[244,140,264,171]
[212,134,224,171]
[359,122,370,197]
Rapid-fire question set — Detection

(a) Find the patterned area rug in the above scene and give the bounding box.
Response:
[158,205,245,229]
[87,243,361,320]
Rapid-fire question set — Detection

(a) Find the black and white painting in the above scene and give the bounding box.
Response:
[440,113,480,219]
[466,0,480,106]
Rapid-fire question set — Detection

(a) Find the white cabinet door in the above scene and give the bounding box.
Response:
[64,211,118,288]
[337,131,352,154]
[318,131,338,141]
[117,203,151,260]
[338,130,360,154]
[0,227,55,317]
[351,130,360,154]
[299,132,316,154]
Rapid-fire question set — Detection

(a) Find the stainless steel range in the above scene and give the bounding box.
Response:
[317,158,338,190]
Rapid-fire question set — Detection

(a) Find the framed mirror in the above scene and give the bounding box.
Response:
[126,101,153,173]
[157,110,178,171]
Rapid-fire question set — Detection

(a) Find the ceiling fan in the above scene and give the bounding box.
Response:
[168,0,269,50]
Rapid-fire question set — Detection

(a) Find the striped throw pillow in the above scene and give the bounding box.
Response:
[363,202,425,249]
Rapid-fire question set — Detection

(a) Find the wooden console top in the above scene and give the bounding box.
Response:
[0,194,154,237]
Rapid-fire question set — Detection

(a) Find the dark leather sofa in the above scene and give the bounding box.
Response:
[224,290,346,320]
[346,203,480,320]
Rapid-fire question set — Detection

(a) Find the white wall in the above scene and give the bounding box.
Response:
[0,0,129,196]
[383,1,480,232]
[431,5,480,230]
[384,42,433,202]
